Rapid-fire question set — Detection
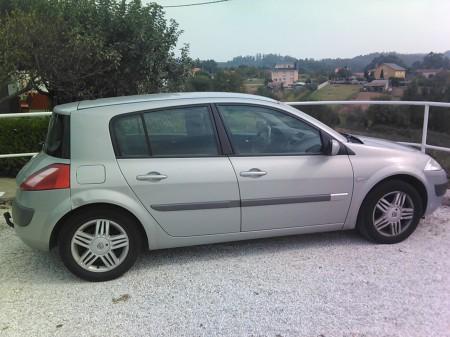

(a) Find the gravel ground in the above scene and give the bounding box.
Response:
[1,206,450,337]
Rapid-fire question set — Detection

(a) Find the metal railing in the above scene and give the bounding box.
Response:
[0,101,450,158]
[286,100,450,154]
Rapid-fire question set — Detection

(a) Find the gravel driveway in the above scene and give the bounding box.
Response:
[1,205,449,337]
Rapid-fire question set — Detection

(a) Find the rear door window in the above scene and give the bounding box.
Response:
[113,115,149,157]
[112,106,219,158]
[143,106,219,157]
[44,113,70,158]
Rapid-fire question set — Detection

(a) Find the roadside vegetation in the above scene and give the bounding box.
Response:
[0,0,191,106]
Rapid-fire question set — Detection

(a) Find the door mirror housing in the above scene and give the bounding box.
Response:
[321,132,341,156]
[329,139,341,156]
[326,139,341,156]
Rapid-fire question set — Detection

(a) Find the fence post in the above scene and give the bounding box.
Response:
[420,104,429,153]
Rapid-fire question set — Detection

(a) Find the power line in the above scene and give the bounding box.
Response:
[162,0,231,8]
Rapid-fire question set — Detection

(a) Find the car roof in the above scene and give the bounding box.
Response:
[54,92,278,114]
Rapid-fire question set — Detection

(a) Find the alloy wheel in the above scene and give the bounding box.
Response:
[70,219,130,272]
[372,191,415,237]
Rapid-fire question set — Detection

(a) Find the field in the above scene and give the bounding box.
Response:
[243,78,265,93]
[308,84,362,101]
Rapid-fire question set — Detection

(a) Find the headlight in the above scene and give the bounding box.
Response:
[424,157,442,171]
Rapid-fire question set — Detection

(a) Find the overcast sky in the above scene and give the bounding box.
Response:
[150,0,450,61]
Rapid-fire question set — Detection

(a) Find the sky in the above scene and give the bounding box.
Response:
[149,0,450,61]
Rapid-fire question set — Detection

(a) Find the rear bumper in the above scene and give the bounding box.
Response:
[11,199,35,227]
[12,189,71,251]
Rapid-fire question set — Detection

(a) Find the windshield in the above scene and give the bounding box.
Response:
[44,113,70,158]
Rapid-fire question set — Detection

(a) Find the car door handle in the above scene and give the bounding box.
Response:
[240,169,267,178]
[136,172,168,181]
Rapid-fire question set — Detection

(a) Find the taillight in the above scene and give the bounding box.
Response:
[20,164,70,191]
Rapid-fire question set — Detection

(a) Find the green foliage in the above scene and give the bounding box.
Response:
[222,54,297,69]
[0,117,49,176]
[256,86,278,99]
[367,105,420,129]
[212,71,244,92]
[403,72,450,133]
[306,84,361,101]
[298,106,340,128]
[187,73,213,91]
[413,52,450,70]
[192,59,218,74]
[330,68,352,80]
[0,0,191,105]
[186,70,243,92]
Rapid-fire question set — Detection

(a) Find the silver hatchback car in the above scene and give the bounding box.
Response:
[4,92,448,281]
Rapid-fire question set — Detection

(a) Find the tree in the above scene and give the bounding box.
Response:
[0,0,191,106]
[186,72,213,91]
[212,71,243,92]
[192,59,218,74]
[414,52,450,70]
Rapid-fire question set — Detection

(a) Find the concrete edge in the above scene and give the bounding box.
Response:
[0,197,13,208]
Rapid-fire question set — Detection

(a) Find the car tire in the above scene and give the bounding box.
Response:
[357,180,423,244]
[58,207,142,282]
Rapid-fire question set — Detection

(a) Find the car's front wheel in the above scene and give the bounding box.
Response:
[357,180,423,244]
[58,208,142,282]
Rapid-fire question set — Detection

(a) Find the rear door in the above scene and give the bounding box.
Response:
[217,104,354,232]
[113,105,241,237]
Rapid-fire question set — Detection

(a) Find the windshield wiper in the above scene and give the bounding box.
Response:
[340,132,363,144]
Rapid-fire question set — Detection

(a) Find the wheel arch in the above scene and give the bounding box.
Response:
[358,174,428,221]
[49,203,149,250]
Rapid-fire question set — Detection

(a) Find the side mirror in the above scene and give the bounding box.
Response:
[329,139,341,156]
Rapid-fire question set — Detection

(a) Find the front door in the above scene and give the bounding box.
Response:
[113,105,241,237]
[217,104,353,231]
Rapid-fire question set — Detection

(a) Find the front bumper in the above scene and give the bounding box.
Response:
[424,169,448,215]
[435,182,448,197]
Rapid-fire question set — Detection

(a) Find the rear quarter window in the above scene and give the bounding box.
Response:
[112,115,149,157]
[44,113,70,159]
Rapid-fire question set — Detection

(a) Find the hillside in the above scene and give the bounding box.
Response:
[219,51,450,71]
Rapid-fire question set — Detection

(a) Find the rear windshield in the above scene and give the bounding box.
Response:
[44,113,70,158]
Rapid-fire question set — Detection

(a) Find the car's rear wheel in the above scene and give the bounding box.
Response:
[58,208,142,282]
[357,180,423,244]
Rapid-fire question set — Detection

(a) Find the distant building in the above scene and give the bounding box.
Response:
[374,63,406,80]
[0,78,50,113]
[191,67,202,75]
[271,63,298,88]
[363,79,390,92]
[416,69,445,79]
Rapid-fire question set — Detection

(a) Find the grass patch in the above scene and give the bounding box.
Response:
[308,84,361,101]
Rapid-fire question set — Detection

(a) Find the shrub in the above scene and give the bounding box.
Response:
[0,117,49,177]
[297,105,340,128]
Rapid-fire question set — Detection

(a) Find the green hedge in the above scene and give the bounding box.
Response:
[0,117,50,177]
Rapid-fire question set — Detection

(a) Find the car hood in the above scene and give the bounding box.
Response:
[353,135,419,153]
